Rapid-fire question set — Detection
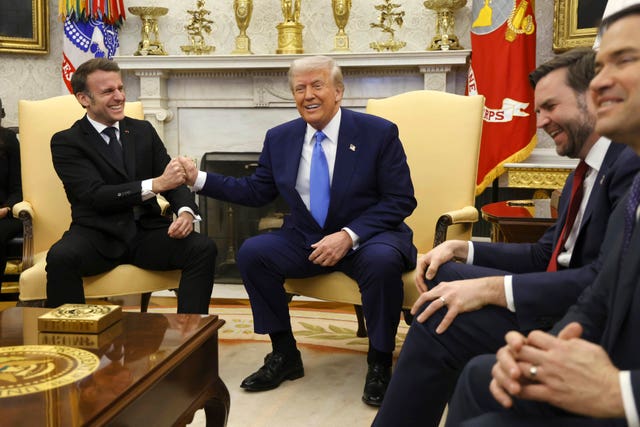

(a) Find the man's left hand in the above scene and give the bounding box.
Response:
[167,211,194,239]
[410,276,505,333]
[309,230,352,267]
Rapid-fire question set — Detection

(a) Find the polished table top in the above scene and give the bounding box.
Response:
[0,307,227,426]
[482,199,558,223]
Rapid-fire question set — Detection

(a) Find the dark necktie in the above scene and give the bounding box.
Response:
[547,160,589,272]
[309,130,330,227]
[102,126,124,169]
[623,173,640,253]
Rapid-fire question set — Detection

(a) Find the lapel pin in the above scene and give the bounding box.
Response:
[349,144,356,151]
[600,175,605,185]
[124,129,130,134]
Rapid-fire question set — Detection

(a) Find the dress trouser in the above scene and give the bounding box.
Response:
[445,354,626,427]
[46,225,217,314]
[373,261,523,427]
[0,215,22,285]
[236,229,405,353]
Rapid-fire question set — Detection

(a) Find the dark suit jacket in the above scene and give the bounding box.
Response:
[51,115,198,258]
[0,127,22,209]
[196,108,417,266]
[473,142,640,330]
[551,184,640,417]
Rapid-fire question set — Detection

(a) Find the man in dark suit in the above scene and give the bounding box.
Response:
[46,58,216,314]
[180,55,416,405]
[373,48,640,426]
[445,5,640,426]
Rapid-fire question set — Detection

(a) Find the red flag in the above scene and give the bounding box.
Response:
[468,0,537,195]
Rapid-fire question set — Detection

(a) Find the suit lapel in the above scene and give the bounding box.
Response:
[119,119,135,177]
[329,110,359,218]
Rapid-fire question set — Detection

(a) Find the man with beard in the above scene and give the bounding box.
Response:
[372,47,640,427]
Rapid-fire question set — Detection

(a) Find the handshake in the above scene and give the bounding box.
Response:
[153,156,199,193]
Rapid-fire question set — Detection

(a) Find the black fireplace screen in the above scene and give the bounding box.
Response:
[198,152,289,284]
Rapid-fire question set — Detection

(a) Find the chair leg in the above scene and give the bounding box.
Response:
[353,304,368,337]
[402,308,414,326]
[140,292,152,312]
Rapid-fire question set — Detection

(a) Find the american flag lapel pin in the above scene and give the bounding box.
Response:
[349,144,356,151]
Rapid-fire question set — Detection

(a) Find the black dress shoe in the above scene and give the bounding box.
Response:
[362,362,391,406]
[240,351,304,391]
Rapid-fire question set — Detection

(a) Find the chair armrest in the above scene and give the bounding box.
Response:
[433,205,479,247]
[12,201,34,269]
[157,195,170,216]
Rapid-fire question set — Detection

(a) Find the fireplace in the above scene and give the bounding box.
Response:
[198,152,289,284]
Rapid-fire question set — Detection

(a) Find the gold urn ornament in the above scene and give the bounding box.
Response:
[232,0,254,54]
[276,0,304,54]
[128,6,169,56]
[332,0,352,52]
[424,0,467,50]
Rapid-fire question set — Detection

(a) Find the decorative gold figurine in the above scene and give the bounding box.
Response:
[370,0,407,52]
[128,6,169,56]
[332,0,352,52]
[424,0,467,50]
[276,0,304,54]
[181,0,215,55]
[232,0,254,54]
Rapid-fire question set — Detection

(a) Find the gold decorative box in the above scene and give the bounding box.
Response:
[38,304,123,334]
[38,321,123,349]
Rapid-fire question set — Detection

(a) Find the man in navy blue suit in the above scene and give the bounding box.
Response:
[445,5,640,425]
[373,48,640,426]
[180,56,416,405]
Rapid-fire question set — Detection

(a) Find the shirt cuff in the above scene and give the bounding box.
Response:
[620,371,640,427]
[178,207,201,223]
[342,227,359,250]
[141,178,156,201]
[504,275,515,312]
[466,241,474,264]
[191,171,207,192]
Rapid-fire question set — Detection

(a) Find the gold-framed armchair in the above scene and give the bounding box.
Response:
[15,95,180,310]
[284,90,485,336]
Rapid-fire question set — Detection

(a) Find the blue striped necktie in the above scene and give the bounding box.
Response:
[310,130,330,227]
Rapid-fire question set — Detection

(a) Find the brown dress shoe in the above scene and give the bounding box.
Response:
[362,362,391,406]
[240,351,304,391]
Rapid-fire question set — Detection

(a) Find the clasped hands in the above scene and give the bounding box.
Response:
[153,156,200,240]
[489,323,624,419]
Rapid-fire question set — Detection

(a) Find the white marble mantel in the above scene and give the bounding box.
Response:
[115,51,470,160]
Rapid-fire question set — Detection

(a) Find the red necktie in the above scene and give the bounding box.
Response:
[547,161,589,272]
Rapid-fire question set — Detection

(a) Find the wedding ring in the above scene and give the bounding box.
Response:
[529,365,538,378]
[439,296,447,306]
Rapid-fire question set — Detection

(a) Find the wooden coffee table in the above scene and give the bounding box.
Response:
[0,307,229,426]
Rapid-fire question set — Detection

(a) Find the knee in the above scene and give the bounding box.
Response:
[236,236,267,269]
[428,260,462,287]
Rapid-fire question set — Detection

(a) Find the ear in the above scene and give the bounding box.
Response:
[335,86,344,103]
[75,92,90,109]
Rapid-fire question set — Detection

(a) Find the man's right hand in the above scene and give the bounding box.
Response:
[415,240,469,293]
[178,156,199,186]
[152,158,187,193]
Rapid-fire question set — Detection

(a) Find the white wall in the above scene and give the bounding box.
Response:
[0,0,557,148]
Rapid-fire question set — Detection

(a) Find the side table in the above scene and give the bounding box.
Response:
[481,199,558,243]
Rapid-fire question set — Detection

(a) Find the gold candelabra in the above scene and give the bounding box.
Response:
[181,0,215,55]
[276,0,304,54]
[424,0,467,50]
[370,0,407,52]
[332,0,352,52]
[232,0,254,54]
[128,6,169,56]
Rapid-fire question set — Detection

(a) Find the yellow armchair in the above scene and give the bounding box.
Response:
[284,90,485,336]
[16,95,180,310]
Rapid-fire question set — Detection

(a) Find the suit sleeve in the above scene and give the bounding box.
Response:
[4,130,22,208]
[342,122,416,242]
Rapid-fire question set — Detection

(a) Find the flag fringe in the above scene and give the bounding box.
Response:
[58,0,126,27]
[475,134,537,196]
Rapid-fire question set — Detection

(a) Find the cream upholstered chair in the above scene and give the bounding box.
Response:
[284,90,485,336]
[15,95,180,310]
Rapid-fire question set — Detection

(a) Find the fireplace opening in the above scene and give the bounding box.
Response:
[198,152,289,284]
